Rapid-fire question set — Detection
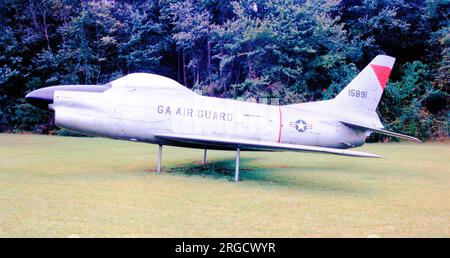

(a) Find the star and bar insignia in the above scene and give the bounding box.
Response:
[289,119,313,133]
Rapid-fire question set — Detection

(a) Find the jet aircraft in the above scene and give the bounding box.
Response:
[26,55,420,181]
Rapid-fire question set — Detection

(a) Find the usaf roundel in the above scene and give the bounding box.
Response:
[289,120,312,133]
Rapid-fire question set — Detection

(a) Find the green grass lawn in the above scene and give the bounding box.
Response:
[0,134,449,237]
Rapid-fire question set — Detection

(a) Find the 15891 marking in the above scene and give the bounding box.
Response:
[348,89,367,98]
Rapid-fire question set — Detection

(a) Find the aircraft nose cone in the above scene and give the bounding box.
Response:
[25,87,55,111]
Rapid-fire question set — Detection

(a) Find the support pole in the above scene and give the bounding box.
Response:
[202,148,207,165]
[157,144,162,173]
[235,147,240,182]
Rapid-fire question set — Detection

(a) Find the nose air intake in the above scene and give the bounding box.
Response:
[25,87,56,111]
[25,85,110,111]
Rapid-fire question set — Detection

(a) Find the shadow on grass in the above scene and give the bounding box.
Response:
[167,157,372,194]
[167,158,253,180]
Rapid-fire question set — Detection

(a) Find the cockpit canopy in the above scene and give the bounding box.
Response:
[108,73,195,95]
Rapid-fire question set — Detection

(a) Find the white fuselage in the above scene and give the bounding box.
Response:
[53,87,368,150]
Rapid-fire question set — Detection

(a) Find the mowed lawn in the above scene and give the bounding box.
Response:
[0,134,448,237]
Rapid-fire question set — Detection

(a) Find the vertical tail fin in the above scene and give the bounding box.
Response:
[333,55,395,112]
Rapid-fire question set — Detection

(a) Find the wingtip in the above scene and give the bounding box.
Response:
[406,136,422,143]
[368,153,383,158]
[344,150,383,158]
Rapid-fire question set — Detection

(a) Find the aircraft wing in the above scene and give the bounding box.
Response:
[154,133,382,158]
[341,121,422,143]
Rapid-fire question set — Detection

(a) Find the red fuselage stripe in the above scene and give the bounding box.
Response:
[278,107,283,143]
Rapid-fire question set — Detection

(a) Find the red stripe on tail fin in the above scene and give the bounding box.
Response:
[370,64,392,90]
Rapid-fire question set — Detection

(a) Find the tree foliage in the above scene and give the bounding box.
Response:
[0,0,448,140]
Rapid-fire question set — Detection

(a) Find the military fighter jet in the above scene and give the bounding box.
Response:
[26,55,420,181]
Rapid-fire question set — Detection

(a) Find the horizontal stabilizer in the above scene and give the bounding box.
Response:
[154,133,382,158]
[341,122,421,143]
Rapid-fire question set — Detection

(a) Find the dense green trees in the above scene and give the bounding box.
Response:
[0,0,448,140]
